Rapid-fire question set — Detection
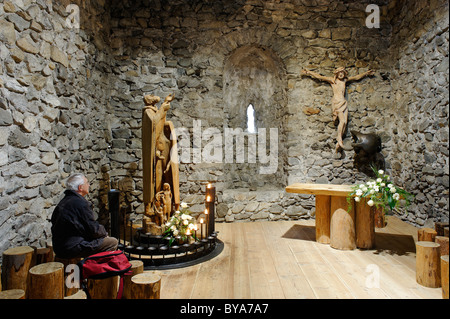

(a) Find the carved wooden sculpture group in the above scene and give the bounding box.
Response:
[142,93,180,235]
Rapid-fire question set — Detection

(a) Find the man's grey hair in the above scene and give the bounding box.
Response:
[66,173,86,191]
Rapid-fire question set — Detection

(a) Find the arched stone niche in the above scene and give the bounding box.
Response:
[223,45,288,190]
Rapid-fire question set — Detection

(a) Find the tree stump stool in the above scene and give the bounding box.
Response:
[86,276,119,299]
[435,236,449,256]
[416,241,441,288]
[54,256,82,297]
[435,222,449,236]
[34,247,53,265]
[123,260,144,299]
[1,246,34,296]
[418,228,437,242]
[355,198,375,249]
[330,207,356,250]
[0,289,25,299]
[130,273,161,299]
[441,255,449,299]
[28,262,64,299]
[64,290,87,299]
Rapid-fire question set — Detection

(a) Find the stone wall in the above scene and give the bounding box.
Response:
[0,0,448,254]
[0,0,112,252]
[386,0,449,226]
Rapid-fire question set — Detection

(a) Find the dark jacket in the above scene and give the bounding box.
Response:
[51,190,107,258]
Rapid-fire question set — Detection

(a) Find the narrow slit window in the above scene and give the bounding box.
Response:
[247,104,256,133]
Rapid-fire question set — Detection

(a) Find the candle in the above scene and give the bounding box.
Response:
[204,209,209,236]
[206,195,211,202]
[207,183,212,188]
[200,218,204,239]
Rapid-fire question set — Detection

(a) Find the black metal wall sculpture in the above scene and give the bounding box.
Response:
[351,130,385,175]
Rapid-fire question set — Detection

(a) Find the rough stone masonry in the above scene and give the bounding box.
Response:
[0,0,448,255]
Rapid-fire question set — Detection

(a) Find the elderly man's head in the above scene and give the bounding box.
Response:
[66,173,90,197]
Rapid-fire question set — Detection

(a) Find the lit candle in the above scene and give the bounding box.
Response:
[207,183,212,189]
[206,195,211,202]
[204,209,209,236]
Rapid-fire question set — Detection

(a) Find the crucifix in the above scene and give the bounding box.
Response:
[302,67,374,152]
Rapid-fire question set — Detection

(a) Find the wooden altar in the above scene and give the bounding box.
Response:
[285,183,375,250]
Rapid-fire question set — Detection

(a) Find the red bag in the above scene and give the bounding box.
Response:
[78,250,132,299]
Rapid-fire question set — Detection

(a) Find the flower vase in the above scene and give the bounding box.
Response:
[372,206,386,228]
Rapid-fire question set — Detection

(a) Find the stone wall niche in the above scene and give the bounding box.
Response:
[223,45,288,190]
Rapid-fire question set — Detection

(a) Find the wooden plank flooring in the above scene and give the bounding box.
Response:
[148,216,442,299]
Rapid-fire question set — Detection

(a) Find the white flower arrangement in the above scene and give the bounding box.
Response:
[163,202,198,245]
[348,166,413,212]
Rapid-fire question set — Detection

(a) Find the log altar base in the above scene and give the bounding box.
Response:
[355,199,375,249]
[416,241,441,288]
[286,183,375,250]
[330,208,356,250]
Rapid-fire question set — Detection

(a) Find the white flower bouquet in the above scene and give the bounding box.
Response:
[347,166,414,212]
[163,202,198,246]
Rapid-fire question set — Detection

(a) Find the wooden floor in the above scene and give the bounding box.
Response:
[147,216,443,299]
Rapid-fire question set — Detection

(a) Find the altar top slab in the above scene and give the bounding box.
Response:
[285,183,353,196]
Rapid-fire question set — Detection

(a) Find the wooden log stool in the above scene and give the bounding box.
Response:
[416,241,441,288]
[355,198,375,249]
[130,273,161,299]
[54,256,82,297]
[441,255,449,299]
[123,260,144,299]
[86,276,119,299]
[435,222,449,236]
[418,227,437,242]
[64,290,87,299]
[28,262,64,299]
[0,289,25,299]
[1,246,34,295]
[435,236,449,256]
[34,247,53,265]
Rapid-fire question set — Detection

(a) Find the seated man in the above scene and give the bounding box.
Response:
[51,173,118,259]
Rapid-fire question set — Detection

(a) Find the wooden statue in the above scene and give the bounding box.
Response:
[142,93,180,235]
[302,67,374,152]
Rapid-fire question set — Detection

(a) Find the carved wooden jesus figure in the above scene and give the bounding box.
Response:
[302,67,374,152]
